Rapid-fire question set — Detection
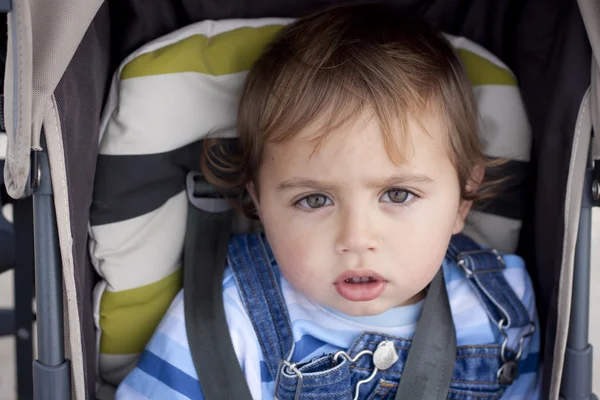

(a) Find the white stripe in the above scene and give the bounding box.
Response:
[100,72,246,155]
[463,210,522,254]
[475,85,531,162]
[98,18,294,149]
[112,383,149,400]
[0,133,7,159]
[100,353,142,387]
[90,191,187,291]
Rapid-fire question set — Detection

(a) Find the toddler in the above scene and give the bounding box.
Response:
[117,3,540,399]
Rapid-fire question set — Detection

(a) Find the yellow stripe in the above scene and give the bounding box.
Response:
[122,24,516,88]
[121,25,284,79]
[99,269,183,354]
[457,49,517,86]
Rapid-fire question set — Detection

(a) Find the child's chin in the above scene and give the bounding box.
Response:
[336,301,391,317]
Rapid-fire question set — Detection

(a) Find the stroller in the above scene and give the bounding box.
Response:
[1,0,600,399]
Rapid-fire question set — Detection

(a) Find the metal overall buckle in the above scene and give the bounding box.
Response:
[496,319,536,385]
[274,359,304,400]
[456,248,506,278]
[333,340,399,400]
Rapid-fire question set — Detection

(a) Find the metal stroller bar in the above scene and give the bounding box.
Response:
[560,139,598,400]
[31,138,71,400]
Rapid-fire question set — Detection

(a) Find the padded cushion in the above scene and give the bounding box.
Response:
[90,18,531,385]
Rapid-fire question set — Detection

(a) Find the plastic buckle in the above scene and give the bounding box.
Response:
[456,248,506,278]
[185,171,232,213]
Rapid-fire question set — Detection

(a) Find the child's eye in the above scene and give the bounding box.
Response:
[296,194,332,209]
[381,189,415,204]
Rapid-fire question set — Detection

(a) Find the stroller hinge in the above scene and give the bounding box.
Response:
[0,0,11,12]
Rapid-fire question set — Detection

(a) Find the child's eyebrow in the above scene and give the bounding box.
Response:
[368,174,435,188]
[276,179,334,192]
[276,175,434,192]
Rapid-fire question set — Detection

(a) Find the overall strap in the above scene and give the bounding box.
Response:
[227,233,295,381]
[447,234,530,329]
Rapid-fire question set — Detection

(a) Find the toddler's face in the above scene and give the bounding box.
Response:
[250,111,472,316]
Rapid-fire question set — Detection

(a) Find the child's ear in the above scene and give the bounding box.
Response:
[246,182,262,219]
[453,165,485,234]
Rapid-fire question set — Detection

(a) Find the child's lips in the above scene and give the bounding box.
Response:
[334,270,388,301]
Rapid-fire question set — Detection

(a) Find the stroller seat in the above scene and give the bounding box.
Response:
[89,17,532,393]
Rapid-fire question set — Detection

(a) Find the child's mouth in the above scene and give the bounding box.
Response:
[334,271,387,301]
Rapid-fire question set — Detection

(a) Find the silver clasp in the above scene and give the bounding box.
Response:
[496,319,536,384]
[333,340,399,400]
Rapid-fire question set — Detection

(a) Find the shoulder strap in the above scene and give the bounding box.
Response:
[447,234,531,329]
[183,172,253,400]
[395,268,456,400]
[227,233,295,380]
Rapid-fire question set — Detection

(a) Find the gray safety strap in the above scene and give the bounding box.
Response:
[183,173,254,400]
[395,269,457,400]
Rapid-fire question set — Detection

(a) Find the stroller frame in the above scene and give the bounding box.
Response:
[1,0,599,399]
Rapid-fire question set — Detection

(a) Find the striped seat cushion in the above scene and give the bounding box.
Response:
[90,18,531,386]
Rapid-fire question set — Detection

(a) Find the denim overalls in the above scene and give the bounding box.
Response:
[227,234,535,400]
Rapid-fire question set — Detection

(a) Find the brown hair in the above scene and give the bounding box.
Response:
[202,3,502,217]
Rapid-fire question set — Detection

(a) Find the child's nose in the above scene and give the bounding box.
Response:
[335,208,380,254]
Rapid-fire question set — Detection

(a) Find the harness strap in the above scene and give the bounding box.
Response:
[183,172,254,400]
[394,268,456,400]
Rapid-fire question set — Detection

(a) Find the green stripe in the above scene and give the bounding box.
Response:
[457,49,517,86]
[121,25,284,79]
[99,269,183,354]
[122,24,516,87]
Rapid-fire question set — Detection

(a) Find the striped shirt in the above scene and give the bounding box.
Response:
[116,249,540,400]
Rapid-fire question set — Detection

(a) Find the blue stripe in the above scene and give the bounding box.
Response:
[293,334,329,361]
[146,332,197,377]
[519,352,539,374]
[260,361,273,382]
[118,368,188,400]
[138,350,204,399]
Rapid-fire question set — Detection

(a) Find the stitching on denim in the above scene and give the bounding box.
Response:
[450,379,499,385]
[367,380,397,400]
[352,366,400,376]
[368,384,386,400]
[250,239,285,358]
[279,383,354,399]
[366,340,411,351]
[448,388,502,398]
[457,345,501,350]
[233,238,279,375]
[279,358,351,389]
[257,234,294,353]
[280,365,351,389]
[456,354,499,359]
